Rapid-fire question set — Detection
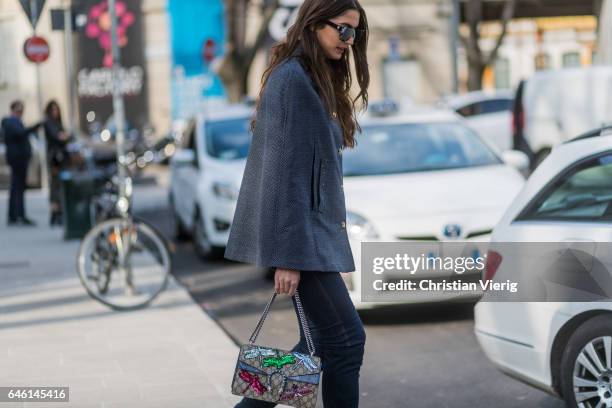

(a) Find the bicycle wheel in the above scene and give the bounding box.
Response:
[77,217,171,310]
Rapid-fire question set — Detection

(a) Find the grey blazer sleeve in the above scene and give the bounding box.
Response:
[224,58,356,273]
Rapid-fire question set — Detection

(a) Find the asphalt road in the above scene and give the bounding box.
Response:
[139,207,566,408]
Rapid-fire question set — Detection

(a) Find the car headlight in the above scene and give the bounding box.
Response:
[212,182,239,200]
[346,211,379,240]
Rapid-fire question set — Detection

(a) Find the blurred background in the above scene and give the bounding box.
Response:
[0,0,610,147]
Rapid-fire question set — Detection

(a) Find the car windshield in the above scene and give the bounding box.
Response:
[343,122,502,176]
[205,117,251,160]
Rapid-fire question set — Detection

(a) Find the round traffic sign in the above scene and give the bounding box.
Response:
[23,36,50,63]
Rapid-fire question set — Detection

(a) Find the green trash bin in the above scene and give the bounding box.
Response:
[60,171,96,240]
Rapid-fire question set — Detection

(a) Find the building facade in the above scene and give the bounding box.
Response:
[462,16,598,92]
[0,0,457,139]
[247,0,456,104]
[0,0,174,136]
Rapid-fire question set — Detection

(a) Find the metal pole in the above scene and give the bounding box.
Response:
[108,0,135,295]
[30,0,49,192]
[450,0,460,93]
[63,4,77,138]
[108,0,129,215]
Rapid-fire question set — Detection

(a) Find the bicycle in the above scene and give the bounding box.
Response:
[76,139,174,311]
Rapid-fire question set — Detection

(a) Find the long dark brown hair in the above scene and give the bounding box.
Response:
[44,100,63,126]
[252,0,369,148]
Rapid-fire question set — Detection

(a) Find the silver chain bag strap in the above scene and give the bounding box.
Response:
[231,290,321,407]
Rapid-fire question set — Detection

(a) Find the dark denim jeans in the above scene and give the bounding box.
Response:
[235,272,366,408]
[8,160,28,221]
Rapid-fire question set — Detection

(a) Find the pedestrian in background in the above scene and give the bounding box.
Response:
[1,100,41,226]
[224,0,370,406]
[43,100,71,226]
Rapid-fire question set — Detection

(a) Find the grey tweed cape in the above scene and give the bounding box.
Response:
[224,56,355,272]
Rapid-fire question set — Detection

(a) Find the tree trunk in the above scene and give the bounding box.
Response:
[217,0,279,102]
[462,0,517,91]
[218,54,245,102]
[467,63,485,91]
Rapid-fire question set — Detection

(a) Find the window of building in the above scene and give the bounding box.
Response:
[535,53,552,71]
[562,51,581,68]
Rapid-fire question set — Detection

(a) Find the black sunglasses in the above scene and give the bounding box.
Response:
[325,21,362,42]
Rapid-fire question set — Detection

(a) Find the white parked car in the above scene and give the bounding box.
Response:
[514,66,612,166]
[474,128,612,408]
[343,104,528,308]
[169,104,252,259]
[438,90,514,152]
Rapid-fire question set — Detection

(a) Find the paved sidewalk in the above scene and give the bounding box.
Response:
[0,186,241,407]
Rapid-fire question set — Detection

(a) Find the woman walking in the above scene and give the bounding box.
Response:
[43,100,71,226]
[224,0,369,406]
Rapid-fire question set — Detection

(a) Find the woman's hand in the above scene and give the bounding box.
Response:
[274,268,300,296]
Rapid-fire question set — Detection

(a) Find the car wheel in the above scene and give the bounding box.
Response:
[169,195,190,241]
[193,210,223,260]
[560,314,612,408]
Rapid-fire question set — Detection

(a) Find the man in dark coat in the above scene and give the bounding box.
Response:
[1,100,41,225]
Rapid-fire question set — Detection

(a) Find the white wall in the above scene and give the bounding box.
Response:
[599,0,612,64]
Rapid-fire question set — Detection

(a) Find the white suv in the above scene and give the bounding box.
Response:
[475,129,612,408]
[169,105,252,259]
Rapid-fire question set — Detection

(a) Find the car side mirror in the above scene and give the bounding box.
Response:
[502,150,530,172]
[172,149,196,167]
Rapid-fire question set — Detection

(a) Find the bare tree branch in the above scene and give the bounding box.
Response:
[244,0,279,70]
[484,0,517,66]
[463,0,517,90]
[465,0,483,67]
[218,0,280,101]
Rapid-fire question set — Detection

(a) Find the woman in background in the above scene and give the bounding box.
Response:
[43,100,71,226]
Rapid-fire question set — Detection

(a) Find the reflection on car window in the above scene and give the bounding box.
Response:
[205,118,251,160]
[456,103,478,117]
[456,98,512,117]
[480,99,512,114]
[520,154,612,221]
[342,122,501,176]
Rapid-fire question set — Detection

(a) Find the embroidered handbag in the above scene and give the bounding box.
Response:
[231,290,321,407]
